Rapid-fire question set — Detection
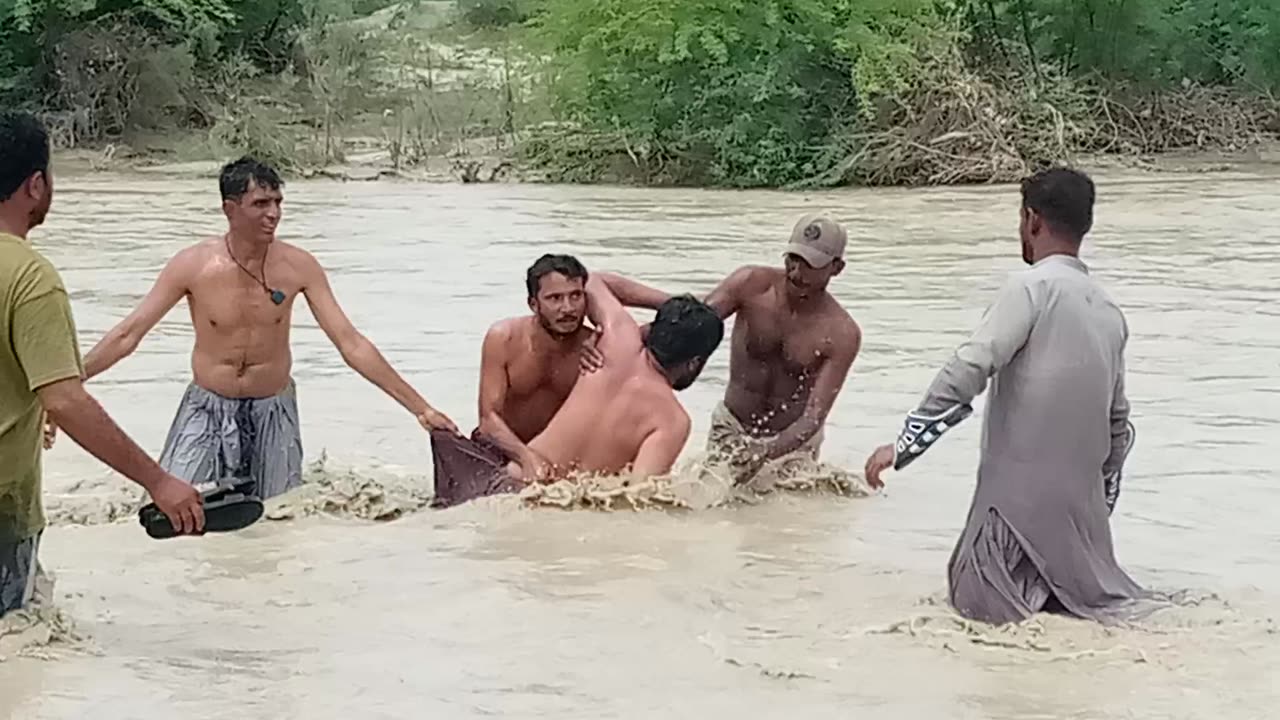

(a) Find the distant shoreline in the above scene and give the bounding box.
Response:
[52,138,1280,188]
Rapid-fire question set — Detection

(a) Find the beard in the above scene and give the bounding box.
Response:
[28,198,51,230]
[537,313,583,339]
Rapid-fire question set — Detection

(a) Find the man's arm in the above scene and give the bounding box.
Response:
[583,273,642,354]
[759,324,861,462]
[702,266,759,319]
[1102,354,1135,514]
[889,276,1038,471]
[630,412,692,477]
[82,250,192,380]
[13,273,203,533]
[300,252,457,432]
[595,272,671,310]
[477,324,543,474]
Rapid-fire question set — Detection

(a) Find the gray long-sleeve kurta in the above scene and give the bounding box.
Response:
[892,254,1144,625]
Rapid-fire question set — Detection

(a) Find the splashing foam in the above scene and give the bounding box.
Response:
[853,589,1278,666]
[45,447,874,528]
[0,570,88,663]
[520,452,873,511]
[263,453,432,522]
[45,452,434,527]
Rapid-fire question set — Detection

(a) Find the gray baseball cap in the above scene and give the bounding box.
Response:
[784,213,847,268]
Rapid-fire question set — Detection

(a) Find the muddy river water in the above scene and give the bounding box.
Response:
[1,170,1277,718]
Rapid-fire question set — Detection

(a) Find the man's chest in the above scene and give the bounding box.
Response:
[735,304,828,371]
[188,267,299,329]
[506,350,579,399]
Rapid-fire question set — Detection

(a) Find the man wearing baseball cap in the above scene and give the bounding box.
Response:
[700,212,863,489]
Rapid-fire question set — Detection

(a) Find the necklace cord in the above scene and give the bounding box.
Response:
[225,234,273,295]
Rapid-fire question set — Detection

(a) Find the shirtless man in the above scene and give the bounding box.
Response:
[64,156,456,500]
[518,274,723,478]
[478,255,669,476]
[429,256,678,507]
[701,213,862,486]
[429,273,722,506]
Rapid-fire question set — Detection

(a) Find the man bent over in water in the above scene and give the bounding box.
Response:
[514,275,722,480]
[430,255,673,507]
[61,157,457,501]
[430,273,722,505]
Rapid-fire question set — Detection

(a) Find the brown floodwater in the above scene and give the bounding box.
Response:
[2,169,1278,719]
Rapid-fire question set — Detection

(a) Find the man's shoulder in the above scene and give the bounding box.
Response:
[174,237,224,265]
[826,300,862,344]
[482,316,531,354]
[732,265,782,291]
[270,240,320,269]
[651,389,692,435]
[1,242,66,300]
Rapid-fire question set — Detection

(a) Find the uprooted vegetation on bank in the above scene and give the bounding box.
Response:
[3,0,1279,187]
[517,0,1280,188]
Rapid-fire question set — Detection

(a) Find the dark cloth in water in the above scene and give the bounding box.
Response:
[429,429,524,508]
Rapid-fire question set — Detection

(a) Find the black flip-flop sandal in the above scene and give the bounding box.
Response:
[138,479,264,539]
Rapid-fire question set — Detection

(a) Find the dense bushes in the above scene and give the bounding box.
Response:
[3,0,1278,186]
[523,0,1280,187]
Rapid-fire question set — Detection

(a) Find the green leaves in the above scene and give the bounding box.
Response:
[534,0,945,186]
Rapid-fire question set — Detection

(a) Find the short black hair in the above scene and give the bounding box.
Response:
[526,253,588,298]
[1020,166,1096,241]
[0,111,50,203]
[644,295,724,369]
[219,156,284,202]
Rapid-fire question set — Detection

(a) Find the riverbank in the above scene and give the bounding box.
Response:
[21,0,1280,189]
[51,138,1280,188]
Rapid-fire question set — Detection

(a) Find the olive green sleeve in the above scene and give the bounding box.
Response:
[12,264,84,391]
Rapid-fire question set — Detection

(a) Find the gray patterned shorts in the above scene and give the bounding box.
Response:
[0,533,41,619]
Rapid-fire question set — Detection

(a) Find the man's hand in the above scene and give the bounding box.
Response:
[734,452,768,486]
[151,475,206,535]
[43,412,57,450]
[519,449,554,484]
[418,407,460,435]
[579,330,605,375]
[863,444,894,489]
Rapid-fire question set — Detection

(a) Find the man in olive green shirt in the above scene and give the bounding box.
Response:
[1,111,205,619]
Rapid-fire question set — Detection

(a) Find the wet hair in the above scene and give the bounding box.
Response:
[0,111,50,203]
[644,295,725,369]
[219,156,284,202]
[1020,166,1095,241]
[526,253,588,299]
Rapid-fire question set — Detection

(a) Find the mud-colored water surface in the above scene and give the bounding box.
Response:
[2,170,1278,718]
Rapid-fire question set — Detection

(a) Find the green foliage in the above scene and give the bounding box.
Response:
[456,0,542,28]
[526,0,1280,187]
[530,0,942,187]
[964,0,1280,90]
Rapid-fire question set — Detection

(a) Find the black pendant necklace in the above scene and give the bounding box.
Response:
[225,235,286,305]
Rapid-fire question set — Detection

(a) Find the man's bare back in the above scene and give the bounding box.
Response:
[477,258,681,480]
[521,276,723,479]
[708,265,861,435]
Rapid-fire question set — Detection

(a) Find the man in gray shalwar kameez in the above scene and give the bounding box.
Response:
[865,167,1143,626]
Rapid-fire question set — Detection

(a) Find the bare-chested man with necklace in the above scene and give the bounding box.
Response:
[55,156,457,499]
